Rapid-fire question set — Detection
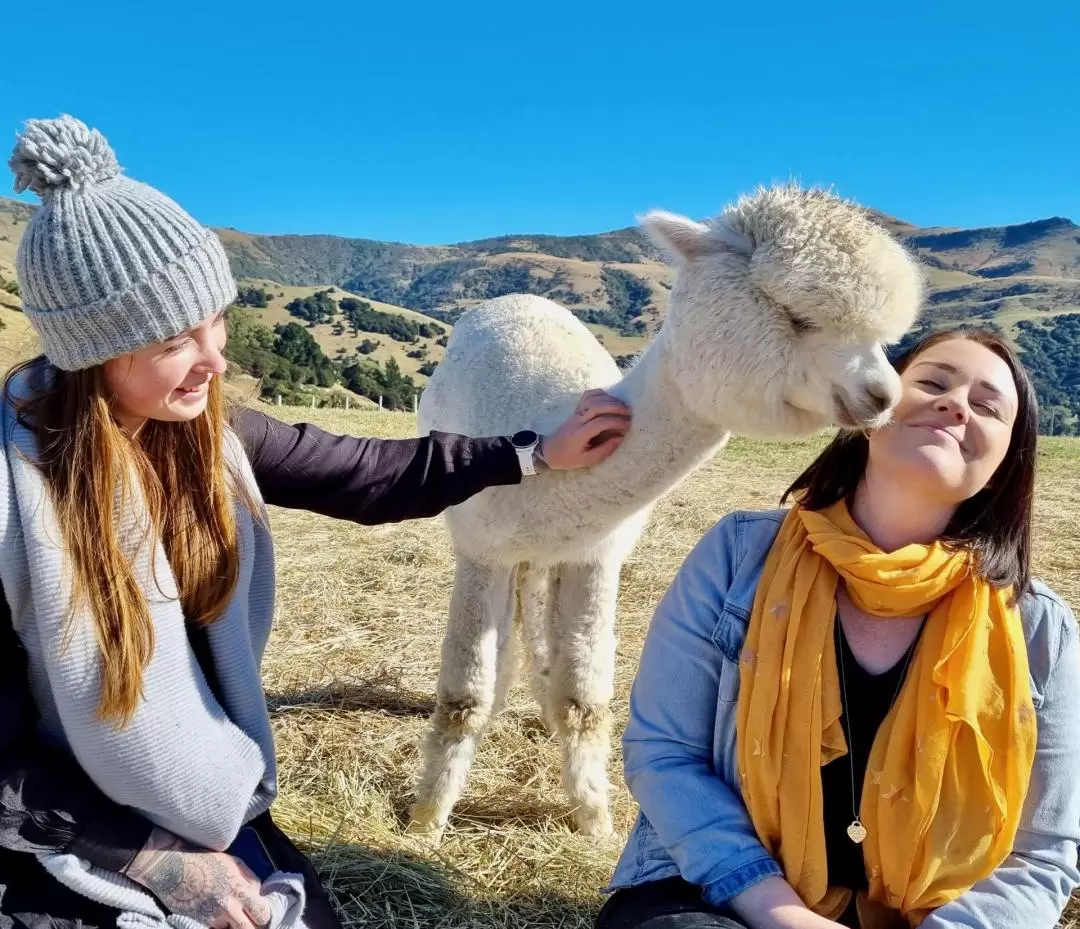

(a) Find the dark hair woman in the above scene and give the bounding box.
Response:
[600,329,1078,929]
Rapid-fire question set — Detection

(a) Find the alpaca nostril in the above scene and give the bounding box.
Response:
[866,382,896,413]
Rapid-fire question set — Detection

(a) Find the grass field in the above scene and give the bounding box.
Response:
[255,405,1080,929]
[0,305,37,370]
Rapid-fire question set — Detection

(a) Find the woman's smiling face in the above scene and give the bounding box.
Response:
[867,336,1020,505]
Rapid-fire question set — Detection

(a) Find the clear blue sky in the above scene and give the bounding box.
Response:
[4,0,1078,244]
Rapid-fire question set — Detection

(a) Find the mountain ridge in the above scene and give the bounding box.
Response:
[2,196,1077,420]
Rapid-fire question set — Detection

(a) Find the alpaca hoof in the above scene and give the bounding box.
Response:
[574,804,614,838]
[404,821,446,846]
[405,801,447,840]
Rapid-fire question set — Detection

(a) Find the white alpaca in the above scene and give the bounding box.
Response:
[409,185,923,838]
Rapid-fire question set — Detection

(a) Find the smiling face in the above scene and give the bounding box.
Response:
[102,310,228,432]
[867,337,1020,505]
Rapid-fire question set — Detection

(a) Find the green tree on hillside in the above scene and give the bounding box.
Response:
[571,268,651,336]
[285,289,336,325]
[234,285,270,308]
[273,322,339,387]
[339,296,429,343]
[340,356,418,410]
[225,308,324,402]
[1015,314,1080,434]
[224,308,278,375]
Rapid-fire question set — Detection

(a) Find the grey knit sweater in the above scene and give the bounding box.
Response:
[0,371,278,852]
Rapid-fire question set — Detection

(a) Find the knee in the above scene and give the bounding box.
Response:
[555,699,611,736]
[432,696,490,737]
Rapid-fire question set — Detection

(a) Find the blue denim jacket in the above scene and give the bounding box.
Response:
[608,509,1080,928]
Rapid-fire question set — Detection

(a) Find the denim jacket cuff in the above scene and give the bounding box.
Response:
[700,852,784,908]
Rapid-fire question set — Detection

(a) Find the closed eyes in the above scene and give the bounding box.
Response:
[915,379,1002,417]
[785,310,820,334]
[162,338,192,356]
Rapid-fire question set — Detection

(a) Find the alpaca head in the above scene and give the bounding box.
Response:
[641,185,924,438]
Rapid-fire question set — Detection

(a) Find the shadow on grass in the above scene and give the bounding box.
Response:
[267,673,436,718]
[303,839,597,929]
[386,792,577,834]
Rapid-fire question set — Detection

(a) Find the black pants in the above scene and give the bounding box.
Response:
[596,878,749,929]
[597,877,863,929]
[0,811,343,929]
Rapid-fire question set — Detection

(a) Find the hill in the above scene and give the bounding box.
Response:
[156,205,1080,349]
[238,280,452,384]
[2,195,1078,429]
[8,193,1076,348]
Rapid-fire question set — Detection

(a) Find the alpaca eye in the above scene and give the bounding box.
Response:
[789,314,819,335]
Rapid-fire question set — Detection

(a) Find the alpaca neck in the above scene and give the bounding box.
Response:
[573,338,730,510]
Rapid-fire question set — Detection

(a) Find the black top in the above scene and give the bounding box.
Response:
[821,618,921,923]
[0,406,522,873]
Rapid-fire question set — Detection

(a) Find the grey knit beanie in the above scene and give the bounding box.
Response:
[8,115,237,371]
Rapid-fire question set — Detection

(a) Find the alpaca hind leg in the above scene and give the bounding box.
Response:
[549,558,619,837]
[492,565,526,718]
[408,558,513,835]
[517,563,557,732]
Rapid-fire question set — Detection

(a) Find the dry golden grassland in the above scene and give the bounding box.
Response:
[258,406,1079,929]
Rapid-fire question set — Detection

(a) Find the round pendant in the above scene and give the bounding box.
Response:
[847,819,868,844]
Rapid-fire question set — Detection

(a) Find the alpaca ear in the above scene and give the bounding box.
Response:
[639,210,715,262]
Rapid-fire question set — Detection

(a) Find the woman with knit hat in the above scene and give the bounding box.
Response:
[0,115,630,928]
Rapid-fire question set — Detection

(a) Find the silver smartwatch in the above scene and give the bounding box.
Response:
[510,430,542,477]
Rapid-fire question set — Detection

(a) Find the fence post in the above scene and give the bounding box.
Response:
[276,394,281,407]
[412,393,418,414]
[311,395,316,410]
[378,395,383,411]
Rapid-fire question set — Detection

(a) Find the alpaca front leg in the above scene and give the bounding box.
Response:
[408,558,513,835]
[549,559,619,837]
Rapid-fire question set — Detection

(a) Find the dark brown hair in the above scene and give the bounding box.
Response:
[782,328,1039,595]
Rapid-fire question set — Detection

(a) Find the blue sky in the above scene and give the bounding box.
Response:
[4,0,1078,243]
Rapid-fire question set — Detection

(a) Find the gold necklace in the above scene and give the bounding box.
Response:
[835,615,921,845]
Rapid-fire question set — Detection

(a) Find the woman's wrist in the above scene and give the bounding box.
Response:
[729,877,839,929]
[535,435,548,469]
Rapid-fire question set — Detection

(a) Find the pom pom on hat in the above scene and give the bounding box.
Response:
[9,114,120,199]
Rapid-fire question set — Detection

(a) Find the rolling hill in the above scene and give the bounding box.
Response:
[5,194,1078,349]
[198,206,1080,349]
[239,281,452,383]
[2,195,1078,429]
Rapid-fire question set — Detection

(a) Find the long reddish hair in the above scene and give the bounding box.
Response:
[6,357,248,726]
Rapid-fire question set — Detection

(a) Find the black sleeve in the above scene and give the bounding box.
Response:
[0,588,153,871]
[231,406,522,524]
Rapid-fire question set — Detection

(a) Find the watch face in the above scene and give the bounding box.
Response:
[511,429,539,449]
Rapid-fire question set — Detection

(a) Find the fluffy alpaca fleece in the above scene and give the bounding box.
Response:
[408,184,925,838]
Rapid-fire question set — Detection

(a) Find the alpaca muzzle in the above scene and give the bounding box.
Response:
[833,384,897,429]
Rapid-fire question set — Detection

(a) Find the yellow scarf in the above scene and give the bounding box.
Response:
[735,502,1037,927]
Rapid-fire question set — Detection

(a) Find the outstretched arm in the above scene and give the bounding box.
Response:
[232,389,630,525]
